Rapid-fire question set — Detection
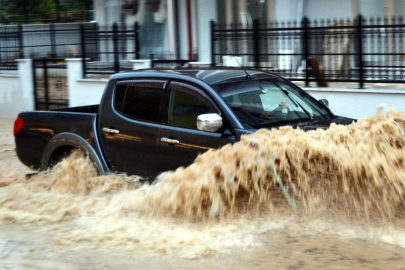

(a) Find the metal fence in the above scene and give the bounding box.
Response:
[0,22,139,76]
[211,15,405,87]
[82,23,140,77]
[150,59,193,68]
[33,58,68,110]
[0,23,98,70]
[0,25,22,70]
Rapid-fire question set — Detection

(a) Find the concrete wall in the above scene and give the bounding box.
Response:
[66,59,107,107]
[0,60,35,118]
[304,88,405,119]
[70,78,107,106]
[0,75,21,118]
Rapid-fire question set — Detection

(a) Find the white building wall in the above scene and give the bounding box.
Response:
[191,0,198,58]
[90,0,404,64]
[304,0,353,20]
[394,0,404,16]
[94,0,108,24]
[360,0,385,17]
[178,0,189,59]
[167,0,178,57]
[196,0,217,62]
[274,0,298,21]
[274,0,390,21]
[305,88,405,119]
[106,0,125,24]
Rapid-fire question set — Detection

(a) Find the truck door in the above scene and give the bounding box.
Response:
[99,79,167,178]
[157,81,237,174]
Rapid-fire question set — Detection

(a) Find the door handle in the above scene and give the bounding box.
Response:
[102,127,120,134]
[161,137,179,144]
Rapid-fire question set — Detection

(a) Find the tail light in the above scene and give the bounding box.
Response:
[14,117,24,137]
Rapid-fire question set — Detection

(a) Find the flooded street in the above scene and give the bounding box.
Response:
[2,114,405,270]
[2,221,405,270]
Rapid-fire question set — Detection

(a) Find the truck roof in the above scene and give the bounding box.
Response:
[109,68,280,86]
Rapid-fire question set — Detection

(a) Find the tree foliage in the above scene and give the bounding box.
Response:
[0,0,93,24]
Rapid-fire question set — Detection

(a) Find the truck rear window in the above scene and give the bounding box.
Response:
[114,83,165,123]
[114,85,126,112]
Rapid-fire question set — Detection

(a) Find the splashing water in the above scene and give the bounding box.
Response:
[0,105,405,258]
[134,105,405,221]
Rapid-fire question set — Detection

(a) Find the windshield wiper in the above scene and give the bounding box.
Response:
[281,89,313,122]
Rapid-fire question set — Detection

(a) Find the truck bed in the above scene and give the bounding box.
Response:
[51,105,99,114]
[15,107,100,170]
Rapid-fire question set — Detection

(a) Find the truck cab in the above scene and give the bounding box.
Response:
[14,69,354,179]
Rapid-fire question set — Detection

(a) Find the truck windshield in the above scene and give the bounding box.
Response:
[213,80,332,129]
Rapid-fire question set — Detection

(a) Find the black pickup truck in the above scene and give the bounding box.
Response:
[14,68,353,179]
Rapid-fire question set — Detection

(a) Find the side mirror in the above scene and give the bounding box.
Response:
[319,99,329,108]
[197,113,223,132]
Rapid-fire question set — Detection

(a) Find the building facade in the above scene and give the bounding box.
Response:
[92,0,405,62]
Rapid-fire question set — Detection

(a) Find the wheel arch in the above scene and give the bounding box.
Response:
[41,132,106,175]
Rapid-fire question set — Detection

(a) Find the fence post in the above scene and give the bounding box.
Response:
[150,53,155,68]
[112,22,119,73]
[357,14,364,89]
[134,22,140,59]
[18,25,24,58]
[43,58,49,110]
[253,19,260,69]
[211,20,215,67]
[80,24,87,78]
[302,17,310,87]
[32,59,38,110]
[95,23,100,61]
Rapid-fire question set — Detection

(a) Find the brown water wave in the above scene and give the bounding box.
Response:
[136,105,405,221]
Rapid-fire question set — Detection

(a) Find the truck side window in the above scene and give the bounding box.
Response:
[115,80,166,123]
[169,82,218,130]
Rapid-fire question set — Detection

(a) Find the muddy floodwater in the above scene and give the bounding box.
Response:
[1,108,405,269]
